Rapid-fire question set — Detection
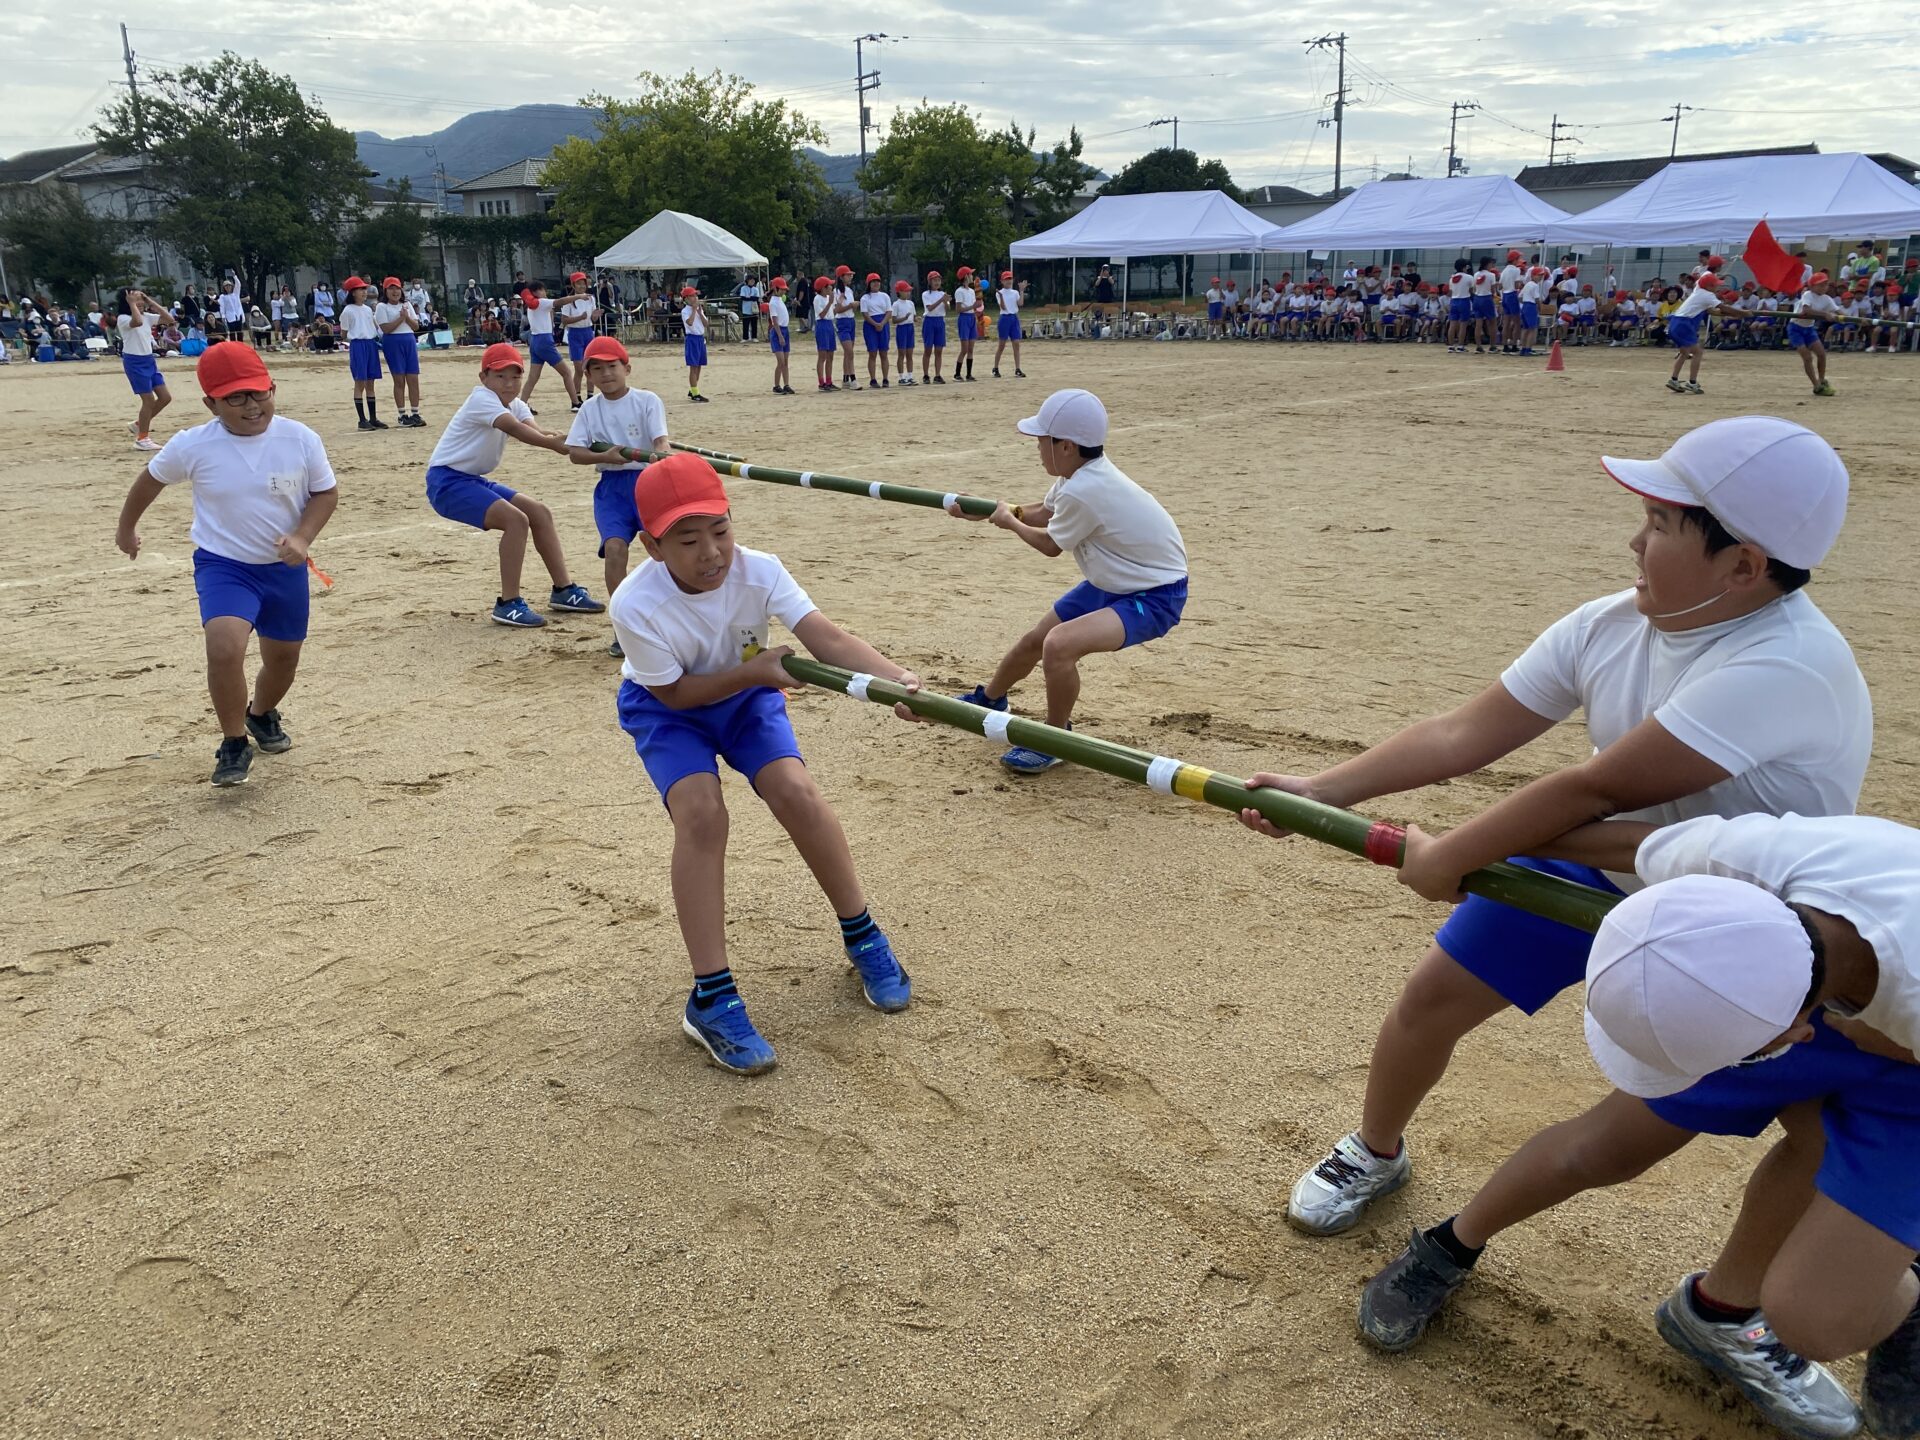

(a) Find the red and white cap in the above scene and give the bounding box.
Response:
[1000,270,1014,280]
[1015,388,1108,448]
[342,275,368,292]
[1695,271,1722,289]
[634,452,729,538]
[1506,248,1522,261]
[1601,416,1849,569]
[1585,874,1811,1098]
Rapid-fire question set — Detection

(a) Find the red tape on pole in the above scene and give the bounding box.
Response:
[1362,822,1406,867]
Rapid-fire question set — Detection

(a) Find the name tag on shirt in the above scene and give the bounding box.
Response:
[267,471,304,498]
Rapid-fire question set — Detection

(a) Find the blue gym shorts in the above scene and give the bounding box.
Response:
[1789,322,1821,349]
[528,333,564,367]
[1647,1016,1920,1250]
[1449,298,1471,322]
[381,331,420,375]
[1501,292,1521,315]
[835,317,855,343]
[895,323,914,352]
[193,547,310,642]
[1207,302,1225,320]
[863,323,889,353]
[617,680,804,805]
[1521,303,1540,329]
[1434,856,1624,1015]
[958,314,978,342]
[122,353,164,395]
[769,325,790,354]
[998,314,1023,341]
[425,464,517,529]
[593,468,642,554]
[684,335,708,368]
[1053,576,1188,648]
[923,316,947,349]
[566,327,592,363]
[1472,295,1496,319]
[1668,315,1702,349]
[349,337,383,381]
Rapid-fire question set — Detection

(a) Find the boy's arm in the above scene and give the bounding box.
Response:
[646,648,795,710]
[275,487,339,564]
[114,471,166,558]
[493,413,570,455]
[967,501,1060,555]
[790,611,920,687]
[1516,818,1657,872]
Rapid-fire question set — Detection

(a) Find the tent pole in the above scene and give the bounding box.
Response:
[1071,257,1076,333]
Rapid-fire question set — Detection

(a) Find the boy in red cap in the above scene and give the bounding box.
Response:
[992,271,1027,378]
[559,272,599,402]
[831,265,858,389]
[810,276,838,392]
[375,278,425,427]
[608,452,922,1074]
[1665,272,1751,395]
[858,273,891,388]
[920,271,949,383]
[338,278,387,430]
[680,286,709,403]
[953,267,979,381]
[425,342,603,628]
[565,335,669,657]
[765,276,793,395]
[113,344,338,786]
[517,281,579,412]
[889,280,917,385]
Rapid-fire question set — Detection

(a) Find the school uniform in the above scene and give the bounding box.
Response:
[766,294,791,353]
[921,288,948,350]
[341,302,383,381]
[996,287,1022,341]
[1499,263,1523,317]
[1205,286,1224,323]
[610,546,817,802]
[526,298,564,367]
[682,302,707,368]
[147,416,337,642]
[117,312,164,395]
[955,285,978,343]
[1666,283,1722,349]
[812,292,836,352]
[1446,272,1473,324]
[891,295,916,352]
[859,291,890,352]
[373,301,421,375]
[1044,456,1189,648]
[1470,269,1497,322]
[566,388,668,557]
[561,295,596,362]
[425,385,537,528]
[833,286,857,345]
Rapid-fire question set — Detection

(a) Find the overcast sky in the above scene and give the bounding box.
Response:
[4,0,1915,188]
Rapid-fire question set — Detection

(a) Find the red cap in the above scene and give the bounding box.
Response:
[814,276,831,291]
[681,286,698,297]
[635,452,729,538]
[582,335,628,364]
[1695,272,1721,289]
[343,276,368,292]
[1811,271,1831,284]
[569,270,587,282]
[770,276,789,289]
[1705,254,1725,269]
[834,265,852,276]
[1564,265,1578,276]
[927,269,942,279]
[1210,276,1221,284]
[894,280,911,292]
[1000,270,1013,280]
[1531,266,1548,277]
[865,272,881,283]
[1581,284,1594,293]
[956,266,973,277]
[382,276,402,291]
[196,342,273,399]
[1506,249,1522,261]
[481,342,524,372]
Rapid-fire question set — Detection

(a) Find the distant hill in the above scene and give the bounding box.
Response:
[356,105,865,201]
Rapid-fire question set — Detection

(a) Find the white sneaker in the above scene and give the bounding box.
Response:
[1655,1275,1862,1440]
[1287,1132,1411,1235]
[132,436,162,452]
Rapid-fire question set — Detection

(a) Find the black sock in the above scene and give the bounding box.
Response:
[1688,1274,1757,1325]
[368,399,378,420]
[1424,1216,1483,1270]
[838,909,878,947]
[691,968,737,1010]
[354,397,366,421]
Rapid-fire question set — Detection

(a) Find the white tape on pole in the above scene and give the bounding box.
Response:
[846,672,874,701]
[737,464,753,479]
[1145,756,1181,795]
[941,492,959,510]
[799,472,813,487]
[982,711,1012,743]
[868,482,882,499]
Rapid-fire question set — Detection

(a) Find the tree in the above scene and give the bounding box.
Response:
[544,72,826,260]
[792,190,879,278]
[95,53,369,303]
[0,186,136,302]
[350,180,429,283]
[859,103,1017,269]
[1030,126,1098,233]
[1100,147,1242,202]
[427,214,548,287]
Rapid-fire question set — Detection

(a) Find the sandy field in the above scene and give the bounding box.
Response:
[3,332,1917,1440]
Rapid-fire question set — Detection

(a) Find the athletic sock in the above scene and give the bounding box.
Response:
[368,399,379,421]
[1362,1136,1403,1161]
[1687,1275,1758,1325]
[838,909,878,947]
[353,398,366,421]
[1424,1215,1484,1270]
[691,967,737,1010]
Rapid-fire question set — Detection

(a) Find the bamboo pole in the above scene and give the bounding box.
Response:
[589,443,1019,520]
[777,653,1621,933]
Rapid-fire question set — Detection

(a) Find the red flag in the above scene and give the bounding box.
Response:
[1742,220,1804,294]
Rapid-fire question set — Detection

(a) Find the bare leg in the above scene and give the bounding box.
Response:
[508,493,571,588]
[754,758,863,915]
[1038,608,1126,728]
[250,637,302,716]
[663,773,729,976]
[985,610,1059,698]
[203,617,254,738]
[482,497,531,598]
[1765,1193,1920,1362]
[1357,944,1513,1155]
[602,536,629,599]
[1699,1102,1827,1306]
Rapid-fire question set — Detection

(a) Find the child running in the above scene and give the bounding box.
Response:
[112,344,337,787]
[811,276,838,392]
[424,342,604,629]
[765,275,793,395]
[1665,272,1752,395]
[608,452,921,1074]
[114,287,173,451]
[339,277,386,430]
[375,277,425,428]
[518,282,579,412]
[1790,271,1842,397]
[992,271,1026,378]
[565,335,668,658]
[944,389,1188,774]
[891,281,917,386]
[680,286,709,403]
[859,273,891,389]
[560,272,598,403]
[953,267,979,381]
[920,271,949,383]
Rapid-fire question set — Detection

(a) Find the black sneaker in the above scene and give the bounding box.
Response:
[244,707,292,753]
[1014,368,1027,377]
[1866,1275,1920,1440]
[357,418,374,431]
[608,638,624,658]
[369,418,390,429]
[211,736,254,787]
[1358,1228,1474,1352]
[992,367,1002,377]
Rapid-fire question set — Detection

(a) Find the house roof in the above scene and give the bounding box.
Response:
[448,158,550,193]
[1516,145,1817,191]
[1243,184,1316,205]
[0,143,98,186]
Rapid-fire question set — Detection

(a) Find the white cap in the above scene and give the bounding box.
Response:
[1601,416,1848,569]
[1584,874,1813,1098]
[1016,389,1109,448]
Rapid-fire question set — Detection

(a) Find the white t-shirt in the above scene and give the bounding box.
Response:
[1502,589,1871,890]
[429,385,536,476]
[923,289,948,317]
[373,301,418,333]
[832,285,856,318]
[1795,291,1841,323]
[997,287,1022,316]
[217,289,245,325]
[767,295,789,328]
[954,285,976,315]
[565,388,668,470]
[1521,280,1543,305]
[682,303,705,337]
[1674,284,1723,321]
[340,304,378,341]
[1471,270,1496,297]
[1637,813,1920,1053]
[1578,296,1597,316]
[1043,455,1188,595]
[1205,287,1223,305]
[737,283,761,316]
[812,293,833,323]
[146,416,337,566]
[560,295,595,329]
[859,292,890,325]
[610,546,817,687]
[117,312,157,357]
[889,296,915,324]
[1499,264,1522,294]
[527,297,555,335]
[1447,273,1472,300]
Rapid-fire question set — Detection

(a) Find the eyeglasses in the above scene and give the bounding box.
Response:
[216,389,273,408]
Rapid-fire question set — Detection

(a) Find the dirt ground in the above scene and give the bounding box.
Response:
[3,333,1917,1440]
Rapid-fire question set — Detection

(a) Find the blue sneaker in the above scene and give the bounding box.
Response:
[490,596,545,628]
[846,930,912,1012]
[954,684,1008,711]
[681,992,778,1075]
[548,583,604,613]
[1000,745,1064,773]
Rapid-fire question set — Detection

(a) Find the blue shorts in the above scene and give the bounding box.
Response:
[1449,298,1471,322]
[895,323,914,352]
[684,335,708,368]
[122,353,164,395]
[835,317,855,343]
[1364,294,1381,308]
[1434,857,1624,1015]
[1501,292,1521,315]
[528,333,564,367]
[617,680,804,804]
[1053,576,1188,648]
[863,323,889,353]
[1207,302,1225,320]
[814,319,836,352]
[769,326,790,354]
[381,331,420,375]
[425,464,517,530]
[1789,322,1822,349]
[1521,303,1540,329]
[1471,295,1496,319]
[1668,314,1702,349]
[998,314,1022,341]
[349,337,383,381]
[958,313,978,343]
[1648,1017,1920,1250]
[592,468,642,552]
[923,316,947,349]
[192,547,310,642]
[566,327,592,363]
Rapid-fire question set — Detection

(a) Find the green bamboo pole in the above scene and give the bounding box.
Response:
[670,442,745,462]
[777,654,1621,932]
[588,443,1017,520]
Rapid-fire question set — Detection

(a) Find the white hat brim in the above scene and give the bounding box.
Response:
[1601,455,1696,507]
[1014,415,1047,437]
[1583,1008,1698,1099]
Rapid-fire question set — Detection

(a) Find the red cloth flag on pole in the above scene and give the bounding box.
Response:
[1742,219,1804,293]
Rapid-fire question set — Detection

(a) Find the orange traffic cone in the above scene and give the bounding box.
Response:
[1546,340,1565,372]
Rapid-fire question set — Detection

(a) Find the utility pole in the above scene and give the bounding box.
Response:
[1548,114,1581,166]
[855,33,889,165]
[1446,100,1479,177]
[1661,103,1694,159]
[1147,116,1179,152]
[120,23,145,146]
[1304,34,1350,194]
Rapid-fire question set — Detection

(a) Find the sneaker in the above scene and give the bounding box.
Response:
[1000,744,1063,774]
[1358,1227,1474,1352]
[133,436,162,452]
[1864,1275,1920,1440]
[1685,381,1705,395]
[1815,381,1836,396]
[953,684,1009,712]
[1014,368,1027,377]
[608,638,624,658]
[1288,1132,1411,1235]
[548,583,604,613]
[1666,377,1688,393]
[369,417,390,429]
[244,708,292,753]
[932,375,945,385]
[1656,1275,1862,1440]
[846,929,912,1012]
[690,393,710,404]
[880,378,890,388]
[490,596,545,628]
[210,736,254,787]
[571,399,583,411]
[992,367,1002,377]
[681,992,778,1075]
[357,419,375,431]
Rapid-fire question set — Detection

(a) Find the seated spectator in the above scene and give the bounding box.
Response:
[308,314,337,352]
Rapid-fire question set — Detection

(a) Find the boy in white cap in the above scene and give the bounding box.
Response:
[943,389,1188,774]
[1238,417,1869,1249]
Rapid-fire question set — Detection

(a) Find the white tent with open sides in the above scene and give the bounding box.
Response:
[1268,175,1572,251]
[1010,190,1286,258]
[594,210,768,270]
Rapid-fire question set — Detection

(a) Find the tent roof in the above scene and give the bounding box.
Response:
[1268,175,1572,251]
[1010,190,1284,259]
[595,210,768,270]
[1542,153,1920,246]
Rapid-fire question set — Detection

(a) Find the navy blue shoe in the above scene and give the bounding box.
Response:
[846,930,911,1012]
[681,992,778,1075]
[953,684,1008,711]
[491,596,545,628]
[548,583,604,613]
[1000,744,1064,774]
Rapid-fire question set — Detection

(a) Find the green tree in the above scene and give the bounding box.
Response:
[1100,147,1242,201]
[350,179,428,283]
[1030,126,1097,232]
[544,72,826,260]
[0,186,136,302]
[94,53,369,303]
[792,189,878,277]
[426,214,547,287]
[859,103,1016,269]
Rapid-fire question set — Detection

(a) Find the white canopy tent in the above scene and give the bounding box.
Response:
[1268,175,1572,251]
[1541,153,1920,246]
[594,209,768,270]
